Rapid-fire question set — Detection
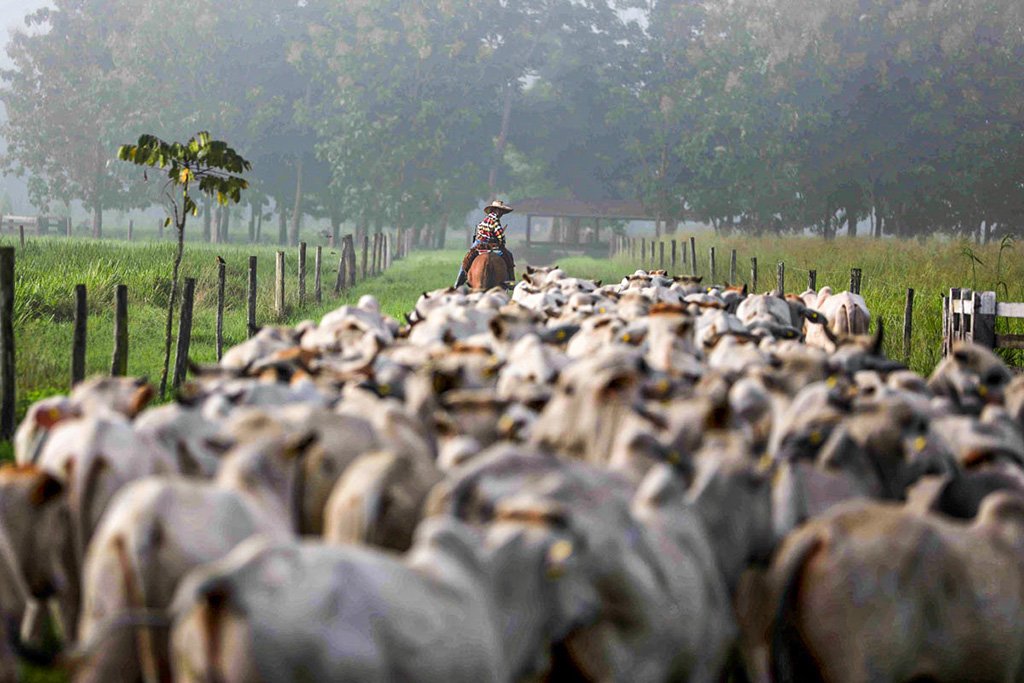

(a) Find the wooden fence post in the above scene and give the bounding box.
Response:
[776,262,785,296]
[65,217,72,238]
[71,284,87,388]
[298,242,307,307]
[347,235,357,287]
[275,251,286,319]
[850,268,862,294]
[111,284,128,376]
[18,226,24,250]
[681,240,688,268]
[709,247,717,283]
[361,235,369,280]
[384,234,391,270]
[641,238,647,267]
[314,246,323,303]
[127,219,134,242]
[0,248,14,441]
[247,256,258,338]
[973,290,996,349]
[158,218,164,240]
[751,257,758,292]
[671,240,677,271]
[730,249,737,284]
[659,241,665,270]
[941,295,949,357]
[216,259,226,361]
[903,288,915,363]
[335,241,348,294]
[689,237,697,277]
[808,270,817,291]
[171,277,196,391]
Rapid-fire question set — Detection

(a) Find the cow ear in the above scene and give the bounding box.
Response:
[489,317,507,340]
[284,432,318,459]
[30,473,64,506]
[599,373,636,401]
[129,382,154,416]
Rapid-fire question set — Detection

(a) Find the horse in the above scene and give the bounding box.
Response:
[467,250,510,290]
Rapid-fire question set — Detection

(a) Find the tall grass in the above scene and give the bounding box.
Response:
[6,235,462,420]
[6,234,1019,424]
[559,235,1024,375]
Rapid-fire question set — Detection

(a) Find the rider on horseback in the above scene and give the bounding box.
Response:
[455,200,516,288]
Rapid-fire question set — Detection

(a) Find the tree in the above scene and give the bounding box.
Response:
[1,2,149,236]
[118,132,250,397]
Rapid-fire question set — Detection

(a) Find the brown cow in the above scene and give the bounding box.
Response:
[768,494,1024,683]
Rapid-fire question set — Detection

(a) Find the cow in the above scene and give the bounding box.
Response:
[323,450,442,551]
[75,477,291,683]
[170,517,595,682]
[767,494,1024,683]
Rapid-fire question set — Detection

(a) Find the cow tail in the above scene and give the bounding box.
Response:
[768,533,824,683]
[113,535,162,683]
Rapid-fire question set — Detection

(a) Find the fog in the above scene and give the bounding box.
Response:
[0,0,1021,244]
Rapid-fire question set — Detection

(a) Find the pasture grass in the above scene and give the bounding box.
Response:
[6,232,1022,426]
[568,234,1024,375]
[6,236,462,423]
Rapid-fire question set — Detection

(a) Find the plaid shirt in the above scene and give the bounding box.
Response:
[475,211,506,242]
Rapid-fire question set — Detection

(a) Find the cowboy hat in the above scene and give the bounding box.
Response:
[484,200,514,215]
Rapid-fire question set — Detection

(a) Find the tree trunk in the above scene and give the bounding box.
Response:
[278,205,288,245]
[983,220,992,245]
[256,209,263,243]
[221,205,230,243]
[847,208,857,237]
[211,205,221,244]
[91,203,102,239]
[248,201,257,243]
[488,82,515,198]
[289,155,304,247]
[159,216,187,399]
[330,211,341,246]
[202,199,213,242]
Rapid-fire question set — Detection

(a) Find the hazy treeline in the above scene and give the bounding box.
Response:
[1,0,1022,244]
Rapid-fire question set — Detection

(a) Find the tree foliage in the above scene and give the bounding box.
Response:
[117,131,250,396]
[1,0,1022,242]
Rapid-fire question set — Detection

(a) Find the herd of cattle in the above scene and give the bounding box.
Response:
[3,264,1024,682]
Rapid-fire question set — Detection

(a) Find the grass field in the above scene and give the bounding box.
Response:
[5,232,1023,426]
[2,232,1023,682]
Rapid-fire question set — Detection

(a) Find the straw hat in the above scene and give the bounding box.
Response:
[484,200,514,215]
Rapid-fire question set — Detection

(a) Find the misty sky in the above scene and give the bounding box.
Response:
[0,0,49,67]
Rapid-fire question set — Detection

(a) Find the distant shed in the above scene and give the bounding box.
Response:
[510,197,691,260]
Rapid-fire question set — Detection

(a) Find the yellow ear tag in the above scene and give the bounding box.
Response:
[826,376,838,389]
[913,436,927,452]
[978,385,989,398]
[547,540,574,578]
[556,330,566,341]
[657,379,670,394]
[498,415,516,433]
[378,383,391,396]
[622,333,632,343]
[809,431,822,446]
[598,307,606,314]
[758,453,774,471]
